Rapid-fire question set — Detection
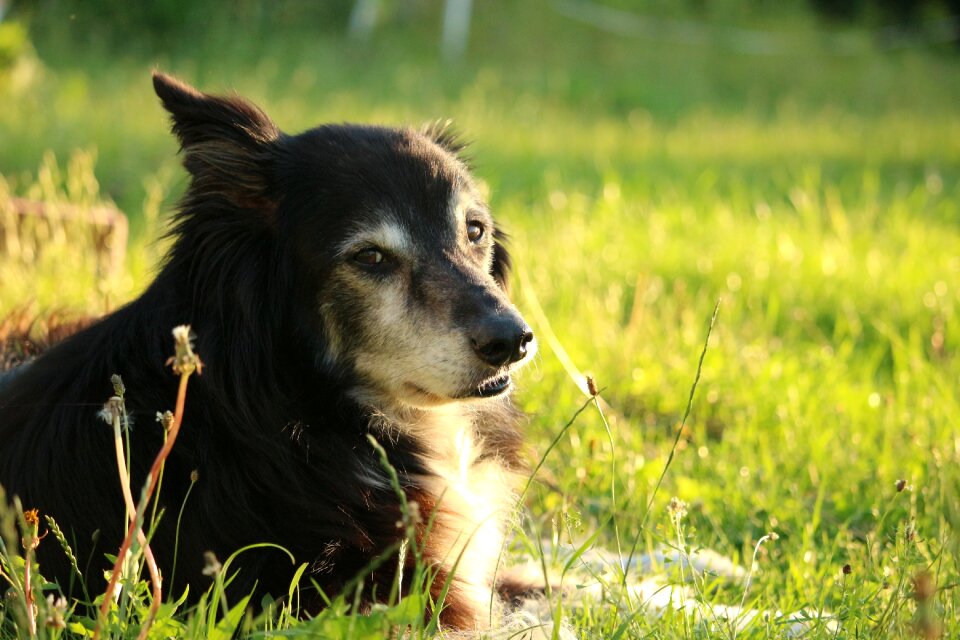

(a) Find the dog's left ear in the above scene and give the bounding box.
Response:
[152,71,280,211]
[491,229,511,290]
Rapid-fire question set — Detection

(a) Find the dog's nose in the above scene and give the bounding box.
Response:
[471,319,534,367]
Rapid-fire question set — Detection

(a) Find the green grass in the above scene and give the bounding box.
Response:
[1,1,959,637]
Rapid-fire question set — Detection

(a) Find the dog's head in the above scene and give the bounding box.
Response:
[153,72,536,410]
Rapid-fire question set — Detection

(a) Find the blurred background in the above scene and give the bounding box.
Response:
[1,3,959,634]
[2,0,958,224]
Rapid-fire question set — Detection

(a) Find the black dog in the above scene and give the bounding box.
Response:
[0,72,537,630]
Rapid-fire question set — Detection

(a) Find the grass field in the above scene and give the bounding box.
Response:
[1,2,959,637]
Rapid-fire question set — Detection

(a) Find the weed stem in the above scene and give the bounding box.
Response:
[624,299,720,582]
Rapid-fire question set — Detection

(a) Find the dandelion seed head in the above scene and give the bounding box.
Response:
[100,396,124,425]
[667,496,688,520]
[168,325,203,375]
[202,550,222,577]
[172,325,193,345]
[157,411,174,431]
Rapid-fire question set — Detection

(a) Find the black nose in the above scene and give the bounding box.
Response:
[471,318,534,367]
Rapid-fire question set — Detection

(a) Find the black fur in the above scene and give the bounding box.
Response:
[0,73,527,628]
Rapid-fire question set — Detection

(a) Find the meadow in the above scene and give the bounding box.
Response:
[1,2,959,637]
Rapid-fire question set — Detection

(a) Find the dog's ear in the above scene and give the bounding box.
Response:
[152,71,280,210]
[421,120,468,156]
[491,228,511,290]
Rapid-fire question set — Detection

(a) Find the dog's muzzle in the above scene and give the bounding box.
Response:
[460,311,536,399]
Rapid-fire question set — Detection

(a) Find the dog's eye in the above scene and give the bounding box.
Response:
[354,248,386,266]
[467,222,484,243]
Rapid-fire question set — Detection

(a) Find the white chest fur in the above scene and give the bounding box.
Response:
[410,407,516,605]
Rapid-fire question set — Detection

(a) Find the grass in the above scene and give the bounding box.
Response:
[1,1,959,637]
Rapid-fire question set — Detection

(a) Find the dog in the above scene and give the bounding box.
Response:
[0,72,538,632]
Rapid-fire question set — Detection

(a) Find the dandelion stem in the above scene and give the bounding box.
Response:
[107,395,164,640]
[94,326,200,640]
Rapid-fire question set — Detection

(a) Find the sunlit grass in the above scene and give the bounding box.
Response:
[505,159,959,635]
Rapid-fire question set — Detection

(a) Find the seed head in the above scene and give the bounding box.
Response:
[667,496,688,520]
[157,411,174,432]
[586,375,599,397]
[110,374,125,397]
[103,396,123,422]
[895,479,907,492]
[44,595,67,630]
[202,551,222,577]
[190,469,200,483]
[167,325,203,376]
[842,563,852,575]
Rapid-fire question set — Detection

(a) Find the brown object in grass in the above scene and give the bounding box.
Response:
[0,197,128,278]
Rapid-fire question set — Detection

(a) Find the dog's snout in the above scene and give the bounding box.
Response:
[471,318,534,367]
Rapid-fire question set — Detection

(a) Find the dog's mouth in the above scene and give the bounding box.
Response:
[468,373,512,399]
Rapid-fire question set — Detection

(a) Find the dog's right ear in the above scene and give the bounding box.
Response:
[152,71,280,210]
